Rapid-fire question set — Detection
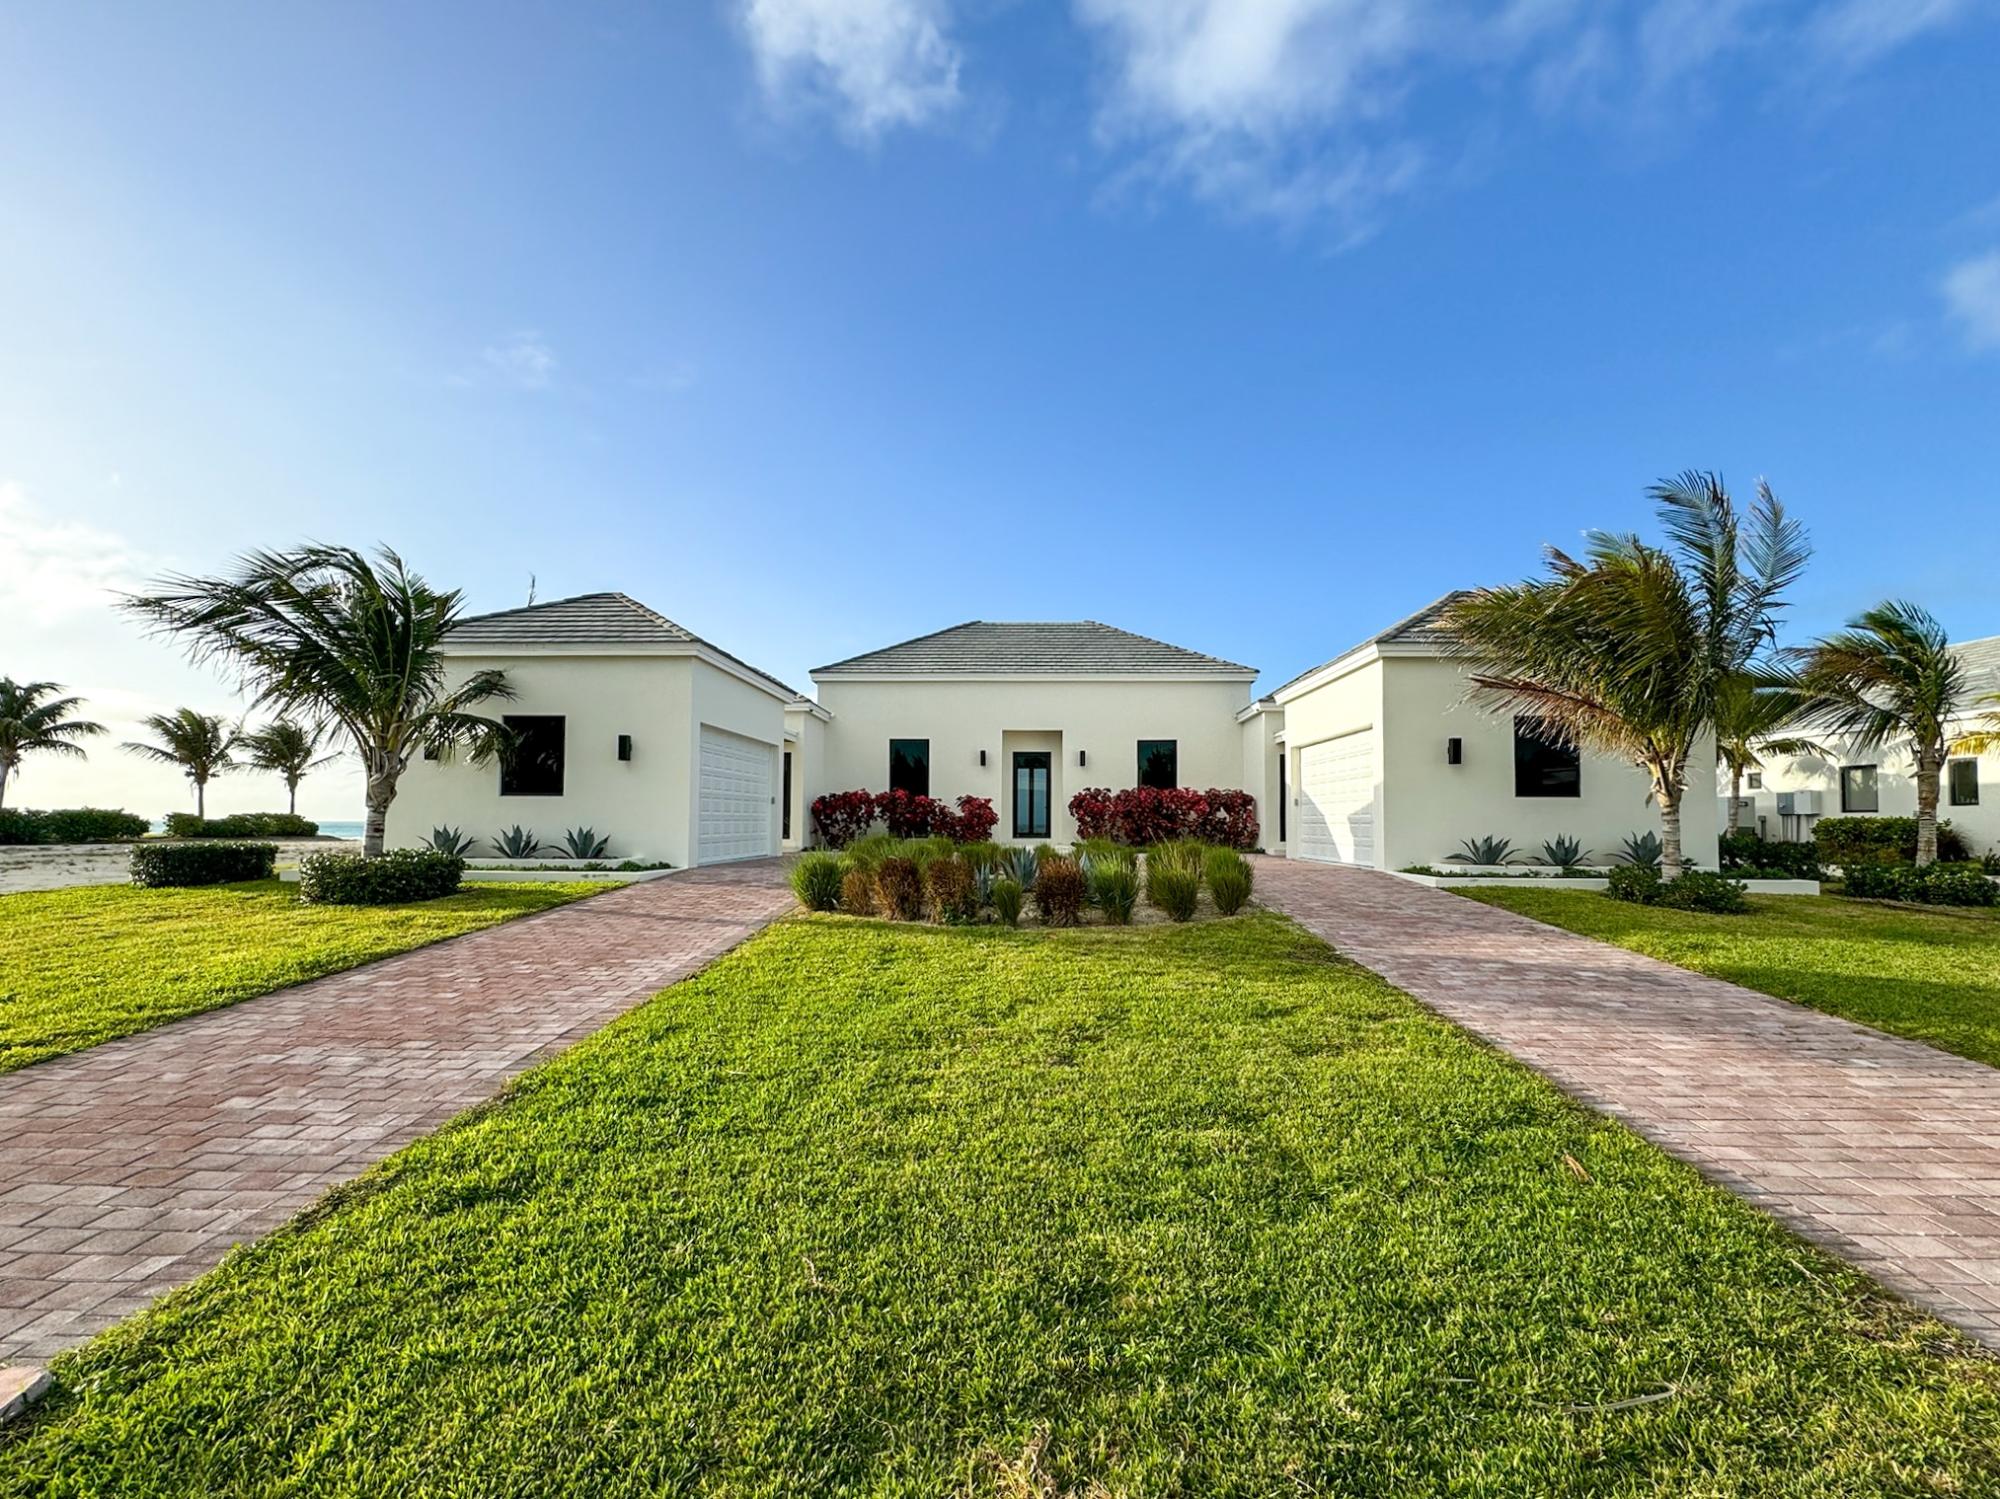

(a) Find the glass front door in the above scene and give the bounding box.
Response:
[1012,752,1051,839]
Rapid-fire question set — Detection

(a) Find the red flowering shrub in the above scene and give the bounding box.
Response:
[1068,787,1118,840]
[950,795,998,843]
[875,790,946,838]
[810,790,876,849]
[1197,789,1260,850]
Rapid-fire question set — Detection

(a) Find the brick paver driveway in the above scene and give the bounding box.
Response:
[0,861,792,1365]
[1257,857,2000,1349]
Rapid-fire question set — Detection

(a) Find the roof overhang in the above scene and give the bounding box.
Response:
[811,670,1259,686]
[785,698,833,722]
[442,641,797,705]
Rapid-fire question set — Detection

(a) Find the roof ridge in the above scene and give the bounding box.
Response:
[811,618,1254,677]
[1270,589,1471,698]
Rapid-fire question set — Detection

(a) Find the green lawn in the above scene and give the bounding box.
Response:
[5,914,1996,1495]
[0,880,603,1072]
[1462,888,2000,1069]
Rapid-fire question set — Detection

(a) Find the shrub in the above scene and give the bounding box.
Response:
[1605,864,1664,904]
[992,877,1023,927]
[1067,786,1257,847]
[874,857,924,921]
[562,827,611,859]
[1144,841,1206,906]
[1607,864,1748,913]
[297,848,464,905]
[957,840,1005,872]
[844,833,898,870]
[902,837,955,873]
[1984,851,2000,876]
[0,807,149,844]
[429,825,478,857]
[790,852,843,912]
[810,790,876,849]
[1087,853,1139,925]
[926,856,978,923]
[1815,816,1972,868]
[1068,787,1118,841]
[875,790,943,839]
[949,795,998,844]
[1117,787,1210,846]
[1718,831,1821,880]
[163,811,320,839]
[839,864,876,916]
[130,840,277,888]
[1843,862,1997,907]
[1150,865,1200,922]
[1205,848,1254,915]
[491,825,544,859]
[1033,856,1086,927]
[1196,789,1260,850]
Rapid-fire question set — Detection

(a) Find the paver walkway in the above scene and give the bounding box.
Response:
[1256,857,2000,1349]
[0,861,792,1365]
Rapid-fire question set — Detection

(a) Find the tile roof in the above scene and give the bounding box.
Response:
[812,621,1255,677]
[1958,635,2000,698]
[445,592,798,697]
[1271,591,1473,697]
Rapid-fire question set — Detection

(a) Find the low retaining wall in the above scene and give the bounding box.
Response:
[1392,871,1822,896]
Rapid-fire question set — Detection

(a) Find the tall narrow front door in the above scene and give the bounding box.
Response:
[1012,752,1051,839]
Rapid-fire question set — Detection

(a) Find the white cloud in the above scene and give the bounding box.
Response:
[481,331,557,390]
[1807,0,1971,67]
[1943,250,2000,350]
[739,0,962,139]
[0,481,156,626]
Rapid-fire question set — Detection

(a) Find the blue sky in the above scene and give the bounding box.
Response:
[3,0,1997,819]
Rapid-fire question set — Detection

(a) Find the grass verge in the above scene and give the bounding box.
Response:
[2,912,1996,1494]
[0,879,603,1072]
[1461,888,2000,1069]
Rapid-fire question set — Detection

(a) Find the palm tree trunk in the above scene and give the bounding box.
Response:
[288,778,299,816]
[363,772,397,858]
[1914,750,1942,866]
[194,776,206,820]
[0,760,10,812]
[1728,764,1744,833]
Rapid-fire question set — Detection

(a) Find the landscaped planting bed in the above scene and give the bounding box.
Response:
[1463,887,2000,1069]
[0,879,604,1072]
[4,915,1997,1492]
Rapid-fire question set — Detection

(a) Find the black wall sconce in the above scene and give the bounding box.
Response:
[979,749,987,767]
[1078,749,1087,768]
[1445,737,1463,766]
[617,734,634,762]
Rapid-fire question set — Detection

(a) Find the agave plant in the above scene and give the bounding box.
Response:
[428,825,476,857]
[491,824,545,859]
[562,826,611,859]
[1006,845,1040,888]
[971,860,997,908]
[1614,830,1663,868]
[1445,835,1515,866]
[1540,834,1588,870]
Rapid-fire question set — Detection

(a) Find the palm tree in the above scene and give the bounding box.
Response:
[1955,690,2000,758]
[1445,473,1809,878]
[122,545,512,857]
[123,708,238,818]
[0,679,106,811]
[240,720,340,815]
[1791,601,1967,866]
[1714,672,1824,833]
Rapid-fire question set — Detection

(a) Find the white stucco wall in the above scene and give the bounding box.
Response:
[807,676,1256,845]
[782,706,827,850]
[1237,708,1284,853]
[1728,740,1999,857]
[1276,655,1384,865]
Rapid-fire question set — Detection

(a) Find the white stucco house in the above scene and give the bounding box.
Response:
[1722,634,2000,858]
[387,590,1720,870]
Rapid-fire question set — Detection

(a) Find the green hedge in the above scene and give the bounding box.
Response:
[1843,862,1997,907]
[1814,816,1971,867]
[1606,865,1750,913]
[297,849,464,906]
[0,807,151,845]
[163,812,322,839]
[130,841,278,888]
[1716,831,1822,880]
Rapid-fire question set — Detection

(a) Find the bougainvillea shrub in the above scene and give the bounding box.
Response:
[1068,788,1118,841]
[810,790,877,849]
[1197,789,1260,851]
[949,796,998,843]
[875,790,945,839]
[1065,786,1259,847]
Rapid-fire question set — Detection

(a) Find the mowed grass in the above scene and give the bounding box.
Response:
[1462,888,2000,1069]
[5,915,1998,1496]
[0,880,603,1072]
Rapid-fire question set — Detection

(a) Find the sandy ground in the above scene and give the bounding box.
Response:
[0,840,363,895]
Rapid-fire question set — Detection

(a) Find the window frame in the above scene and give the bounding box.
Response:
[1949,758,1980,807]
[1512,717,1581,799]
[498,714,566,798]
[1840,764,1880,813]
[1136,739,1178,790]
[888,738,930,798]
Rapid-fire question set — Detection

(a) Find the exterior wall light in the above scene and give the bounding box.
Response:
[979,749,987,767]
[1078,749,1087,768]
[1446,737,1463,766]
[617,734,634,762]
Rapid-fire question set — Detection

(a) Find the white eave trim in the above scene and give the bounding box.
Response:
[810,670,1259,685]
[1235,701,1282,723]
[786,699,833,722]
[443,641,797,705]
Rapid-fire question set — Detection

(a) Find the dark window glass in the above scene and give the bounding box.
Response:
[1746,771,1763,790]
[1840,764,1879,813]
[1513,718,1580,798]
[782,750,794,838]
[1013,752,1051,838]
[889,739,929,797]
[499,715,565,797]
[1277,753,1287,842]
[1949,759,1980,807]
[1137,739,1178,790]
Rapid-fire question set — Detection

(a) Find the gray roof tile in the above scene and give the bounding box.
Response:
[813,621,1254,677]
[446,592,797,697]
[1272,591,1472,696]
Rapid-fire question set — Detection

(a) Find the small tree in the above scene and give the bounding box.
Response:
[1714,673,1823,834]
[241,720,340,816]
[123,708,239,818]
[1791,602,1968,866]
[0,679,106,811]
[123,545,511,857]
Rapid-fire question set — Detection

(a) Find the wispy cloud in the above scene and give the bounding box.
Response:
[738,0,962,139]
[0,481,156,626]
[1943,250,2000,350]
[481,330,557,390]
[1806,0,1973,68]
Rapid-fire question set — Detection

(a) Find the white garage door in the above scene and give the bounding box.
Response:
[1298,731,1376,866]
[697,726,775,865]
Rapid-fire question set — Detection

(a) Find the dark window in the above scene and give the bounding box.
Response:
[1277,753,1287,842]
[1746,771,1763,791]
[1950,759,1980,807]
[1840,764,1879,813]
[1013,752,1051,839]
[889,739,929,797]
[499,715,565,797]
[1137,739,1178,789]
[1513,718,1580,798]
[782,750,794,838]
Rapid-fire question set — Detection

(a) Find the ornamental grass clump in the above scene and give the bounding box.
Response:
[839,864,876,916]
[1144,841,1205,906]
[926,855,978,924]
[1149,864,1201,922]
[1205,847,1254,916]
[874,857,924,921]
[1088,854,1139,925]
[790,852,843,912]
[991,877,1023,927]
[1033,856,1086,927]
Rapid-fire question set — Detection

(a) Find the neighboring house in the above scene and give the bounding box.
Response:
[1725,634,2000,857]
[388,590,1721,869]
[1273,595,1720,871]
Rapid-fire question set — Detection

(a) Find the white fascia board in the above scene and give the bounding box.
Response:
[786,700,833,723]
[809,671,1258,686]
[1235,701,1282,724]
[443,641,796,705]
[1272,645,1382,706]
